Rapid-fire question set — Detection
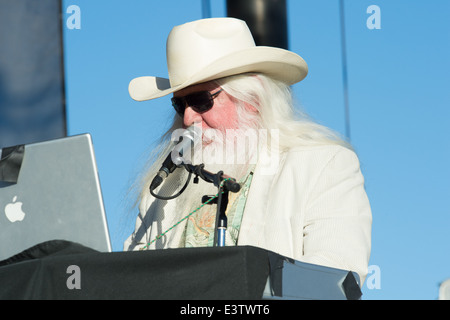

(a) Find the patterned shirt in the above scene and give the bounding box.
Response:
[182,167,255,247]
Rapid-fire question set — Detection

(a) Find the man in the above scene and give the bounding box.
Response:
[124,17,372,284]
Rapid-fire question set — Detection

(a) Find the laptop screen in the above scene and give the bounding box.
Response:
[0,134,111,260]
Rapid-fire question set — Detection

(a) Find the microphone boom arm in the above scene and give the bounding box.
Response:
[181,162,241,247]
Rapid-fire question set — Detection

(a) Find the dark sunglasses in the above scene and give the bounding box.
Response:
[171,89,223,116]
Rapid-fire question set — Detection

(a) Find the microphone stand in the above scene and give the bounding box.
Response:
[182,163,240,247]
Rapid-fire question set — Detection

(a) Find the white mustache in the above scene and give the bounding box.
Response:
[170,126,280,175]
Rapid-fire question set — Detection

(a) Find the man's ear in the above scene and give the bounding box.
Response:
[244,100,259,114]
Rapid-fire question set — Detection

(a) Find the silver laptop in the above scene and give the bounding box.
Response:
[0,134,112,260]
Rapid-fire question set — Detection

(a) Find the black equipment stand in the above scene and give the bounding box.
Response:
[0,240,362,300]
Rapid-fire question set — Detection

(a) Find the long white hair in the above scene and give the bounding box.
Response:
[216,73,350,151]
[131,73,350,208]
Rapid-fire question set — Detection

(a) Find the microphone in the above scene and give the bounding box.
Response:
[150,126,200,191]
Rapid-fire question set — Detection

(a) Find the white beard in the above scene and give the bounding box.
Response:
[171,126,258,218]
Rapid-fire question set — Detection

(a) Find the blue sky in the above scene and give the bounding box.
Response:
[62,0,450,300]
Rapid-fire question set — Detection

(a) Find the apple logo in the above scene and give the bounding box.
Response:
[4,196,26,222]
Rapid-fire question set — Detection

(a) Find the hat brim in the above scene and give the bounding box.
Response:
[129,46,308,102]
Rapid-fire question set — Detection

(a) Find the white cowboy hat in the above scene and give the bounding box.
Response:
[128,17,308,101]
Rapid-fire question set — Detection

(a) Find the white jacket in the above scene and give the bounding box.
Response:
[124,144,372,284]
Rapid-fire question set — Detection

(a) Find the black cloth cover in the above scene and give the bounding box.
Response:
[0,240,271,300]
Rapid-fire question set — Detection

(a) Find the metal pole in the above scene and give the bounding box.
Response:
[202,0,212,19]
[339,0,351,141]
[226,0,288,49]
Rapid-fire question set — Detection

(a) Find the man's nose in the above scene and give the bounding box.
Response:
[183,106,202,127]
